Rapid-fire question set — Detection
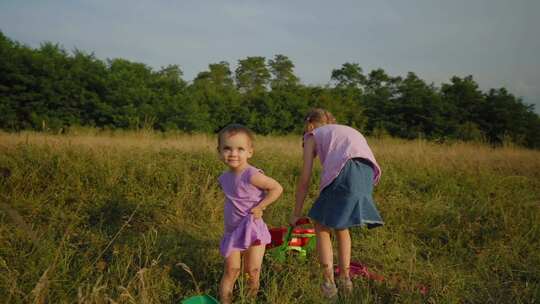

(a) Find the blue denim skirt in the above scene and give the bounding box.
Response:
[308,158,384,229]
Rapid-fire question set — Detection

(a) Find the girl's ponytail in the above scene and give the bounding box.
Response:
[323,110,336,124]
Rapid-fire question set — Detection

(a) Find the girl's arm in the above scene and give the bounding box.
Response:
[290,136,316,225]
[250,173,283,219]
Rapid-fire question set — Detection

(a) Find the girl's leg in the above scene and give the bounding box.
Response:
[335,228,351,279]
[335,228,353,294]
[243,244,266,298]
[314,222,334,283]
[220,251,241,304]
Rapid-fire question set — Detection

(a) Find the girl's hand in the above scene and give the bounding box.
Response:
[251,207,264,219]
[293,135,315,226]
[289,214,301,226]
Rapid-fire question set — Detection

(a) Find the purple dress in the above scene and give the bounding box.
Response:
[218,166,271,257]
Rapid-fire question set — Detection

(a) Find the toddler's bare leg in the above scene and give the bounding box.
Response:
[243,244,266,298]
[220,251,241,304]
[315,222,334,283]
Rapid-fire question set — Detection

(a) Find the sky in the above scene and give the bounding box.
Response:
[1,0,539,113]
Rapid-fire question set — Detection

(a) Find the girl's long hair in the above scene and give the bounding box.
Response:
[302,108,336,147]
[304,108,336,125]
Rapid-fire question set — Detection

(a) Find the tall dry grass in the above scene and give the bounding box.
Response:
[0,130,538,303]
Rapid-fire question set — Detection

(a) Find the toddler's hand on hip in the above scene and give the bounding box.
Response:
[251,207,264,219]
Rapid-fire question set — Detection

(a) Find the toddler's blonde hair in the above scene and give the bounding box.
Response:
[217,124,255,148]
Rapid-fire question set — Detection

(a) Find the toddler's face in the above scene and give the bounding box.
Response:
[218,132,253,172]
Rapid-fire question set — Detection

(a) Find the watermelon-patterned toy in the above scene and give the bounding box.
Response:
[266,217,316,262]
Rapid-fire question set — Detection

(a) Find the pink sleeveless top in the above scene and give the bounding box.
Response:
[304,124,381,191]
[218,166,271,257]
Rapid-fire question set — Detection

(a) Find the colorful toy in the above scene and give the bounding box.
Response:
[181,295,219,304]
[266,217,316,262]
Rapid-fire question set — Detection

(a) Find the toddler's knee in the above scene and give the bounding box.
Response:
[249,280,260,291]
[219,288,233,304]
[224,267,241,279]
[247,270,261,297]
[247,268,261,285]
[247,268,261,278]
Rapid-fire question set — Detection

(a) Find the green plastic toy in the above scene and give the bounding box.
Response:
[267,217,316,262]
[181,294,219,304]
[177,262,220,304]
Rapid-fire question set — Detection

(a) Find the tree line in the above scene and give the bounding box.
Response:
[1,31,539,148]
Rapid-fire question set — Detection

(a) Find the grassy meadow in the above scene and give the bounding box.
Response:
[0,130,539,303]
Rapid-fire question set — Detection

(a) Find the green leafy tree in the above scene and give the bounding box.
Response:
[331,63,366,90]
[0,31,24,129]
[105,58,157,129]
[481,88,538,146]
[329,63,369,130]
[151,64,188,130]
[268,54,299,90]
[390,72,444,138]
[235,56,270,95]
[67,49,109,127]
[440,75,486,139]
[192,61,242,131]
[171,92,212,132]
[363,68,396,134]
[522,110,540,148]
[195,61,235,88]
[1,30,539,148]
[154,64,186,95]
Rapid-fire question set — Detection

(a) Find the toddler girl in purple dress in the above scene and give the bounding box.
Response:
[217,124,283,304]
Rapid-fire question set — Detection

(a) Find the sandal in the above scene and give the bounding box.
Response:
[321,281,338,299]
[337,277,353,294]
